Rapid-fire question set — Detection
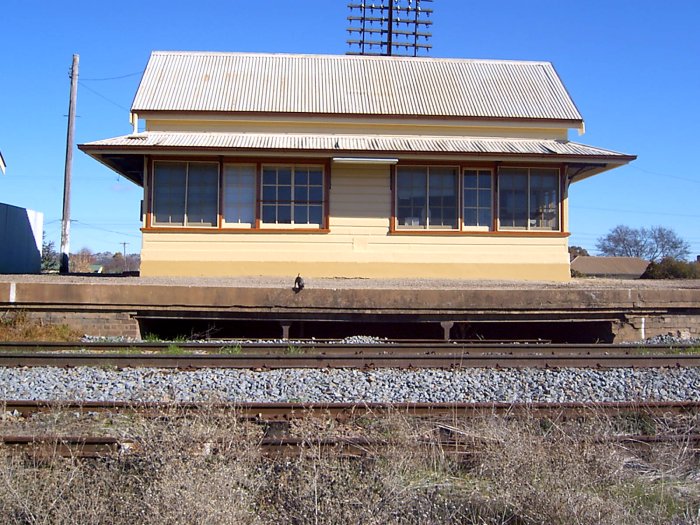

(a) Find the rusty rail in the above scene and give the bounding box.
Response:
[3,433,699,459]
[4,400,699,420]
[0,351,698,369]
[0,341,696,356]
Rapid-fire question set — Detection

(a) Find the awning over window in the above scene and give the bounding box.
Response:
[79,131,635,186]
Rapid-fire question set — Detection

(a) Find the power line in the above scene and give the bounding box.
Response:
[628,164,700,184]
[570,205,700,219]
[72,220,141,238]
[81,70,144,81]
[78,81,130,111]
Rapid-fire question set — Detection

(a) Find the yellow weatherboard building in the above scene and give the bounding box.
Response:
[80,51,635,280]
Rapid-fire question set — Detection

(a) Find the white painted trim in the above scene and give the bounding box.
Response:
[332,157,399,165]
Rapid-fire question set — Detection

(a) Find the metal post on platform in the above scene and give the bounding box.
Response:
[281,322,291,340]
[440,321,454,341]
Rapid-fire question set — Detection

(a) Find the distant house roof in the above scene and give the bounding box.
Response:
[571,256,650,279]
[131,51,584,123]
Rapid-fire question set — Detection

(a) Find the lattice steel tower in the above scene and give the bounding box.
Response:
[347,0,433,57]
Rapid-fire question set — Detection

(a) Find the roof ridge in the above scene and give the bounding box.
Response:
[148,50,553,66]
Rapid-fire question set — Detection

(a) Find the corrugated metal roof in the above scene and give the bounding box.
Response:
[131,51,583,122]
[571,256,650,278]
[81,132,631,159]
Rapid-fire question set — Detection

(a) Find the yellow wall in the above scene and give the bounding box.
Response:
[144,114,570,141]
[141,163,571,281]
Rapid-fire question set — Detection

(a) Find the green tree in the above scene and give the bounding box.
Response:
[41,236,59,272]
[568,245,589,261]
[596,225,690,262]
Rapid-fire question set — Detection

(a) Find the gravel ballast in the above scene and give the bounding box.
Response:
[1,366,698,404]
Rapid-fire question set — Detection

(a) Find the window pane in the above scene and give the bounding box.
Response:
[186,163,218,226]
[529,169,559,230]
[308,170,323,186]
[427,168,457,229]
[262,185,276,202]
[295,170,308,186]
[223,165,255,225]
[262,205,276,223]
[478,208,491,227]
[464,190,477,208]
[262,169,276,185]
[498,169,528,229]
[309,186,323,202]
[278,168,292,186]
[464,209,477,226]
[277,186,291,202]
[309,206,323,225]
[153,162,186,225]
[294,205,308,224]
[278,205,291,223]
[463,171,477,188]
[396,167,427,228]
[294,186,308,202]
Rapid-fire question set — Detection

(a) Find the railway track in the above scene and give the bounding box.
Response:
[0,341,698,369]
[3,432,698,459]
[0,352,697,369]
[4,400,698,459]
[4,400,699,420]
[1,341,697,356]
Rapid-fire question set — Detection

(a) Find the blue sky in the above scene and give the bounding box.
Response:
[2,0,699,257]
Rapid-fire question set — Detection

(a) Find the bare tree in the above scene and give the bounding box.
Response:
[69,248,96,273]
[596,225,690,261]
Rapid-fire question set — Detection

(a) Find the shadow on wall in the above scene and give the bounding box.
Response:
[0,203,43,274]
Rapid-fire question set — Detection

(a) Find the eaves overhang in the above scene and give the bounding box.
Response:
[79,132,635,184]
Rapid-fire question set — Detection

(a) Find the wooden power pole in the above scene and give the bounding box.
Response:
[60,54,79,274]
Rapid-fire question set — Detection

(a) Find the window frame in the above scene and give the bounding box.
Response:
[222,163,257,229]
[462,168,494,231]
[390,162,564,236]
[394,165,460,231]
[151,160,220,228]
[259,164,326,229]
[497,166,561,232]
[146,157,329,232]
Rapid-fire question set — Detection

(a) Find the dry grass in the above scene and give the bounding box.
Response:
[0,311,81,342]
[0,407,699,524]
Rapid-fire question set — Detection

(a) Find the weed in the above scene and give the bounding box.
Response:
[165,344,185,355]
[284,344,304,355]
[0,310,82,342]
[0,407,698,524]
[220,344,242,355]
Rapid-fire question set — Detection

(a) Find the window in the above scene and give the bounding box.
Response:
[150,160,327,230]
[223,164,255,227]
[396,166,458,229]
[152,161,218,226]
[498,167,559,230]
[463,169,492,230]
[261,166,324,226]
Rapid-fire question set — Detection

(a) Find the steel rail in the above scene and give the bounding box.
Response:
[0,341,696,356]
[0,352,698,368]
[3,400,699,419]
[3,433,699,459]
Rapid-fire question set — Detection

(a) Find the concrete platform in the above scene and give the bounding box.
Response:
[1,275,699,342]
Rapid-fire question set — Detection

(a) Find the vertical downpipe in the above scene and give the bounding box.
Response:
[640,317,646,341]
